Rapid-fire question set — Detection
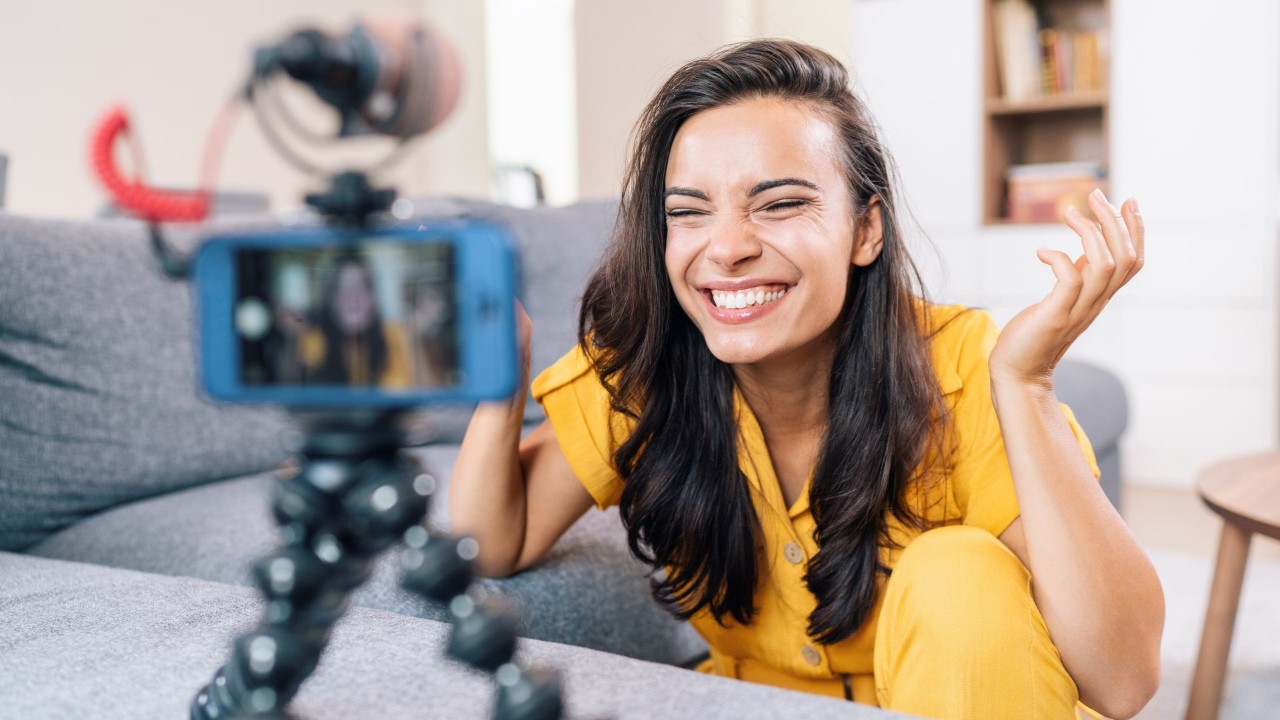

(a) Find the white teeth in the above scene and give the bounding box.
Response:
[709,286,789,309]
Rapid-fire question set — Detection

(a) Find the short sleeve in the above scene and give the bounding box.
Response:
[530,345,628,509]
[943,310,1102,538]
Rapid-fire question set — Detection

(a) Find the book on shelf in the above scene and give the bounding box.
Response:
[994,0,1041,100]
[1005,161,1105,223]
[994,0,1105,101]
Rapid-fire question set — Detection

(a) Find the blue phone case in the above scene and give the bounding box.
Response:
[193,220,519,407]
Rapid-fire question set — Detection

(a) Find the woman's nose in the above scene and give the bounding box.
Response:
[704,220,762,270]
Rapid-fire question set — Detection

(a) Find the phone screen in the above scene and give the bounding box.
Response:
[232,241,460,391]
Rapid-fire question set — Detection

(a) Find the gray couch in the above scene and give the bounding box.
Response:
[0,197,1126,719]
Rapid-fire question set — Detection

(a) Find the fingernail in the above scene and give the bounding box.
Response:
[1091,187,1105,201]
[1131,199,1141,215]
[1065,205,1080,218]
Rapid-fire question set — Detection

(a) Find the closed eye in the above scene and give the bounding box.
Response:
[761,199,809,213]
[757,198,808,215]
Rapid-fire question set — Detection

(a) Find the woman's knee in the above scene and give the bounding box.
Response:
[882,524,1036,642]
[874,525,1080,716]
[892,524,1027,594]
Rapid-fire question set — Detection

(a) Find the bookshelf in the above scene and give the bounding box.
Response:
[982,0,1110,225]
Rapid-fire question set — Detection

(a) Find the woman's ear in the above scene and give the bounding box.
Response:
[852,195,885,267]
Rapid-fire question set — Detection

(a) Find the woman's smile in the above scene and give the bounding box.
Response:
[699,283,793,323]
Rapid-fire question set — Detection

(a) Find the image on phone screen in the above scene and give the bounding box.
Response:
[233,241,460,391]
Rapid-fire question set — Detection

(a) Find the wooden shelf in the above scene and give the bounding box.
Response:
[981,0,1110,226]
[986,90,1107,116]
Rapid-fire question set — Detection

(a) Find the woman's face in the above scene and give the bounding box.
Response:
[333,263,377,334]
[663,96,877,367]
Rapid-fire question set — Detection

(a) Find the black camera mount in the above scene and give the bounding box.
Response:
[189,409,562,720]
[185,22,564,718]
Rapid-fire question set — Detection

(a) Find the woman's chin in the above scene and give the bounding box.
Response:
[702,335,774,366]
[700,327,836,371]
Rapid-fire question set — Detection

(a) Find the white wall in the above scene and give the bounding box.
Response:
[485,0,577,206]
[850,0,1280,489]
[0,0,487,218]
[1104,0,1280,487]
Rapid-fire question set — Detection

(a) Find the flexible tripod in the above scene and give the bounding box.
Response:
[187,175,562,720]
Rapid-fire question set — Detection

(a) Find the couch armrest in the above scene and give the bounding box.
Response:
[1053,358,1129,513]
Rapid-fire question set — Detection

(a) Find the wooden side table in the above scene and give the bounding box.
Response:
[1185,451,1280,720]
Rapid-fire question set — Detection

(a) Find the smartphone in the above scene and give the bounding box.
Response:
[194,220,519,407]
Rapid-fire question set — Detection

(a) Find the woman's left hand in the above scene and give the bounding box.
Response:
[988,189,1145,389]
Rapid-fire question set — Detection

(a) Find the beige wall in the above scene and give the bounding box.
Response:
[723,0,851,64]
[0,0,487,218]
[572,0,850,200]
[418,0,492,200]
[572,0,722,199]
[0,1,852,215]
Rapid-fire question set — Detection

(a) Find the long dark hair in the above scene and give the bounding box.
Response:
[315,254,388,385]
[578,40,951,644]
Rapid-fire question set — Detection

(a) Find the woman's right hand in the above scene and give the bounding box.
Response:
[513,300,533,405]
[448,300,594,577]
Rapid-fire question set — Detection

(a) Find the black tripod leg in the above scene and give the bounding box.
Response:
[191,413,430,719]
[191,409,564,719]
[399,523,563,720]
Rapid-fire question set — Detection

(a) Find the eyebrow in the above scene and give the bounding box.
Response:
[747,178,820,196]
[663,187,710,201]
[663,178,820,201]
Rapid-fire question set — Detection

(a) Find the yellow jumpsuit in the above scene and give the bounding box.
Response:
[532,304,1103,720]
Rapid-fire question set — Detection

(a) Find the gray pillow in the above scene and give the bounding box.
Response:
[0,213,294,551]
[0,199,616,551]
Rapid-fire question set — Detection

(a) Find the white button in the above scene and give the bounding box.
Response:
[783,542,804,565]
[801,644,821,666]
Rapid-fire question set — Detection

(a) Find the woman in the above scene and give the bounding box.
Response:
[450,40,1162,719]
[284,254,412,388]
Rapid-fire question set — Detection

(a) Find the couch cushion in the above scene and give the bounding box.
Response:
[0,551,904,719]
[0,213,294,551]
[29,445,708,667]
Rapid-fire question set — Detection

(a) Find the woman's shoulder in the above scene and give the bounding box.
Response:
[530,344,597,402]
[922,301,996,336]
[919,301,1000,395]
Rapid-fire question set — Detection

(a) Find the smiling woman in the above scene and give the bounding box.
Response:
[449,39,1162,720]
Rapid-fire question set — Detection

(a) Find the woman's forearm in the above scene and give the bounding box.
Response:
[992,378,1163,719]
[448,397,530,577]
